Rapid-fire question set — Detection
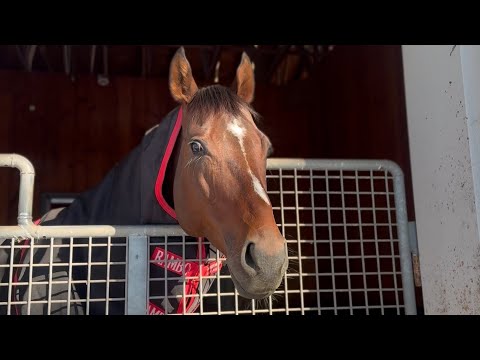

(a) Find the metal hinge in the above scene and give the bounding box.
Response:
[408,221,422,287]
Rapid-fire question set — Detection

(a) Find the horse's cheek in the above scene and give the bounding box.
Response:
[198,173,211,200]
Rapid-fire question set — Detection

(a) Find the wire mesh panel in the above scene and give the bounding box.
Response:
[0,236,128,315]
[267,165,404,315]
[0,158,416,315]
[144,160,415,315]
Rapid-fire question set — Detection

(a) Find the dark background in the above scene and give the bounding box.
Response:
[0,45,413,225]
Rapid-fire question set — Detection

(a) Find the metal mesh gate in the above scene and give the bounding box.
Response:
[0,156,416,315]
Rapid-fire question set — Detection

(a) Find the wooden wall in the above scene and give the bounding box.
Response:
[0,45,414,224]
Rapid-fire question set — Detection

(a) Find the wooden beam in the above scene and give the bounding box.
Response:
[141,45,147,77]
[63,45,71,75]
[208,46,221,80]
[14,45,39,72]
[102,45,109,77]
[15,45,27,69]
[26,45,37,72]
[160,44,310,56]
[266,45,290,83]
[293,48,312,81]
[70,46,76,79]
[200,48,211,80]
[38,45,53,72]
[200,46,222,82]
[90,45,97,74]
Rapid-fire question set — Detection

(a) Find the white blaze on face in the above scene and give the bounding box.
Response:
[250,172,271,205]
[227,119,246,153]
[227,118,270,206]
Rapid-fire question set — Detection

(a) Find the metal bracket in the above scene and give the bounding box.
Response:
[126,235,149,315]
[408,221,422,287]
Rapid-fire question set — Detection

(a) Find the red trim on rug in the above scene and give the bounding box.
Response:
[154,107,183,220]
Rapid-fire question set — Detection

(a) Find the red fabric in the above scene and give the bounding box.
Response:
[154,107,183,221]
[13,217,41,314]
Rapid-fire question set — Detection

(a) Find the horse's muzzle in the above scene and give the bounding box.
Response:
[227,237,288,299]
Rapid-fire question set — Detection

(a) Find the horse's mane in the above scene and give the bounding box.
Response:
[186,85,261,125]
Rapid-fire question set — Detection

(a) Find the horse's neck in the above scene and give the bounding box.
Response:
[162,128,182,210]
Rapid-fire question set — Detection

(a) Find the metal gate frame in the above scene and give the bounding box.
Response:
[0,154,417,315]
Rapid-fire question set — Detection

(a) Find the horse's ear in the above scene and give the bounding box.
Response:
[232,52,255,103]
[169,47,199,104]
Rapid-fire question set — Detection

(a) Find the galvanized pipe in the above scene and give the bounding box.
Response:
[0,224,186,240]
[388,162,417,315]
[267,158,402,172]
[0,154,35,226]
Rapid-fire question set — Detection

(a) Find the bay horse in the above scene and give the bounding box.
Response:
[0,47,288,314]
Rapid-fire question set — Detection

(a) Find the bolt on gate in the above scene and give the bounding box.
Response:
[0,154,417,315]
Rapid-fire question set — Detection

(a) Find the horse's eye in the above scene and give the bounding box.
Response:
[190,141,204,155]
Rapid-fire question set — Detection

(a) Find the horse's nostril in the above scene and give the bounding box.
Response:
[245,242,256,270]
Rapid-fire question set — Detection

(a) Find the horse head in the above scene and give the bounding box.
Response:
[169,47,288,299]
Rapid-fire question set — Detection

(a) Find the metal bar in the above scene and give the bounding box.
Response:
[309,169,322,315]
[7,240,14,315]
[389,165,417,315]
[0,154,35,226]
[0,224,186,240]
[370,170,384,314]
[126,235,148,315]
[164,234,169,313]
[325,170,338,314]
[267,159,403,172]
[293,169,305,314]
[86,236,92,315]
[384,171,401,314]
[216,248,221,314]
[355,171,369,314]
[47,237,53,315]
[182,234,186,314]
[268,291,273,315]
[67,237,73,315]
[146,237,151,313]
[234,287,239,315]
[198,237,204,315]
[26,239,34,315]
[105,236,111,315]
[278,169,289,314]
[340,170,353,314]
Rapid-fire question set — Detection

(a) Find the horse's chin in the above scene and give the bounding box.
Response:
[229,270,273,300]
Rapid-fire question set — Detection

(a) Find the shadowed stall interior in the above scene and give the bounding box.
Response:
[0,45,421,313]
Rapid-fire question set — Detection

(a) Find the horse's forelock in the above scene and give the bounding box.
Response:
[186,85,260,126]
